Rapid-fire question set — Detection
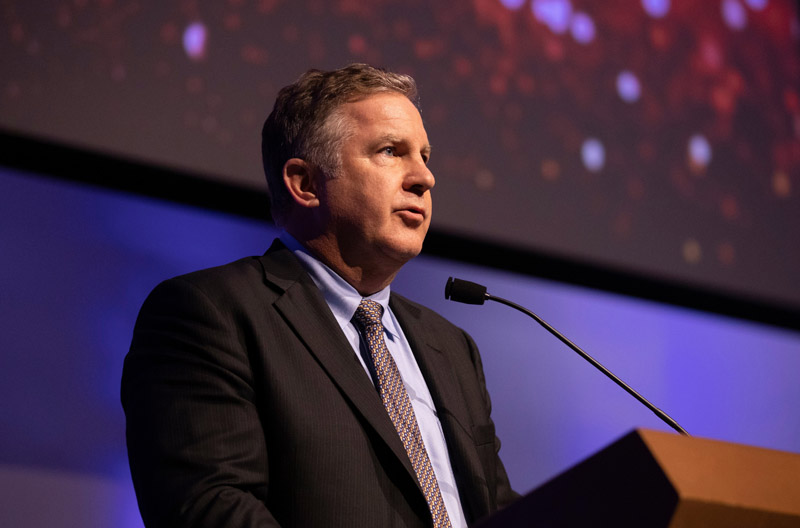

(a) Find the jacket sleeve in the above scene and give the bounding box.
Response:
[121,276,280,527]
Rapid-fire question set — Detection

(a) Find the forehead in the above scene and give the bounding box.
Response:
[340,93,427,137]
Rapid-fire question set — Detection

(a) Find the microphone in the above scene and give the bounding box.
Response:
[445,277,689,436]
[444,277,488,305]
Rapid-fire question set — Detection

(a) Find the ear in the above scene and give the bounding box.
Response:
[283,158,320,209]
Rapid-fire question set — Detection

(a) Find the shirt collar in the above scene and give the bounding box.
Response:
[279,231,396,334]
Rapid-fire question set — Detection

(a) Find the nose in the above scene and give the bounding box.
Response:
[404,157,435,196]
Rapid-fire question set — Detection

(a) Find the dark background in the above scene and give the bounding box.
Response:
[2,0,799,317]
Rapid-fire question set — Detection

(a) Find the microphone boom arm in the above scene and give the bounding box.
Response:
[487,292,689,436]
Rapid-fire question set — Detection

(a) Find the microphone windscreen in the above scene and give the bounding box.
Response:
[445,277,487,305]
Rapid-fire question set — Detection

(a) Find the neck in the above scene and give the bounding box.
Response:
[288,229,401,296]
[323,260,398,297]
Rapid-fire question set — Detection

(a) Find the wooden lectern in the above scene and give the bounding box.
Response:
[477,429,800,527]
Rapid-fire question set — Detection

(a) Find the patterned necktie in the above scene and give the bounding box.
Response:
[353,299,452,528]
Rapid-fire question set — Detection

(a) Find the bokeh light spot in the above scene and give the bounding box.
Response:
[489,74,508,95]
[744,0,768,11]
[160,23,179,44]
[541,159,561,181]
[516,73,536,94]
[721,0,747,31]
[532,0,573,35]
[570,12,596,44]
[500,0,526,10]
[784,90,800,113]
[720,195,739,220]
[10,22,24,43]
[688,134,712,170]
[616,70,642,103]
[581,138,606,172]
[453,57,473,77]
[241,44,269,65]
[712,86,736,114]
[348,34,368,55]
[682,238,702,264]
[57,5,72,27]
[186,76,204,94]
[224,13,241,31]
[700,38,723,71]
[183,22,208,61]
[257,0,280,13]
[717,242,736,265]
[773,170,791,198]
[474,169,495,190]
[642,0,670,18]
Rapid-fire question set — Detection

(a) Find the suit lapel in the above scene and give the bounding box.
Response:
[390,295,472,433]
[390,294,493,520]
[257,242,419,485]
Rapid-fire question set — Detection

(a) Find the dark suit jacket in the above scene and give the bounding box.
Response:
[122,240,518,527]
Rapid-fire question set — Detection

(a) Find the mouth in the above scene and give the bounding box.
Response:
[396,205,426,224]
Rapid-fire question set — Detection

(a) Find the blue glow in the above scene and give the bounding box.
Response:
[744,0,768,10]
[616,70,642,103]
[183,21,208,61]
[500,0,527,10]
[721,0,748,30]
[581,138,606,172]
[570,12,596,44]
[3,166,800,521]
[689,134,712,166]
[642,0,670,18]
[531,0,573,35]
[396,246,800,493]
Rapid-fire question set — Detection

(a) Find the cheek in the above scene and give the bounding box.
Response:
[325,187,362,219]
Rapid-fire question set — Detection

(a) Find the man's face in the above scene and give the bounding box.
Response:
[316,92,434,273]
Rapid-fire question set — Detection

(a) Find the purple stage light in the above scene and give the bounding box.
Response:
[532,0,573,35]
[744,0,768,11]
[642,0,671,19]
[500,0,527,10]
[616,70,642,103]
[581,138,606,172]
[722,0,748,31]
[688,134,712,168]
[570,12,596,44]
[183,21,208,62]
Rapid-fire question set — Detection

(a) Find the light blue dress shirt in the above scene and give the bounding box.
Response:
[280,232,467,528]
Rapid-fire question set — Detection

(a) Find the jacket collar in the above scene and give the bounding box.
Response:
[257,240,490,520]
[257,240,421,488]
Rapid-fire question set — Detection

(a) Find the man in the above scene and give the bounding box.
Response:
[122,63,518,527]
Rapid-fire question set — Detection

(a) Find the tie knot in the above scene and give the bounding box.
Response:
[353,299,384,329]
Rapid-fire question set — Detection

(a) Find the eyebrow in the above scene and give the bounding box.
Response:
[376,134,432,155]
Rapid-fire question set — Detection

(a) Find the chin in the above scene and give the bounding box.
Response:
[379,238,425,265]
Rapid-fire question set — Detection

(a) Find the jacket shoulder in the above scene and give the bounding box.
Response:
[164,256,265,294]
[390,291,470,341]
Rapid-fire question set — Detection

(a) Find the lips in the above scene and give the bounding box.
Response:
[396,205,427,224]
[402,205,425,216]
[397,205,425,217]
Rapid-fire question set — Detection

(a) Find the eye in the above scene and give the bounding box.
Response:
[381,146,396,156]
